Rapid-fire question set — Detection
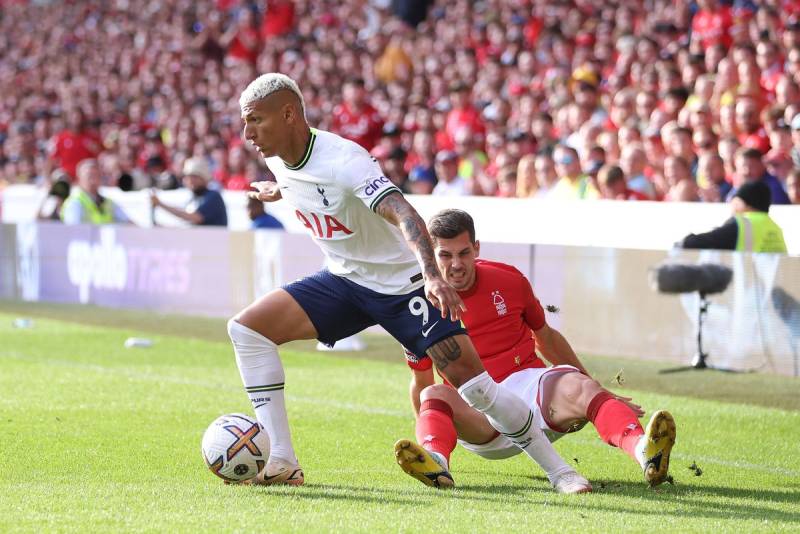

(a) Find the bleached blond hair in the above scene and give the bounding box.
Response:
[239,73,306,119]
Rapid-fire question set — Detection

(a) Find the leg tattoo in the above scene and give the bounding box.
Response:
[427,337,462,370]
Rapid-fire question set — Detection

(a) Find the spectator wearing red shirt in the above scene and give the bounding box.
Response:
[444,82,485,148]
[221,7,261,66]
[756,39,784,95]
[49,108,102,181]
[736,97,771,154]
[331,78,384,152]
[223,145,251,191]
[260,0,294,39]
[691,0,733,50]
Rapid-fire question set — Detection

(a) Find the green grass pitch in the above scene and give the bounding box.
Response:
[1,302,798,533]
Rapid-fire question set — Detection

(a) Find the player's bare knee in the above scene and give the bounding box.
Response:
[574,376,606,412]
[420,383,458,404]
[549,371,583,403]
[544,371,595,421]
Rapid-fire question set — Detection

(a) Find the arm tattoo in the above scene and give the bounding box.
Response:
[426,337,462,370]
[376,192,440,279]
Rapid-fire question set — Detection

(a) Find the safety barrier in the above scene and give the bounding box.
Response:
[2,222,798,376]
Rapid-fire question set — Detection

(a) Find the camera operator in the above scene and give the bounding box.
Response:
[680,181,786,252]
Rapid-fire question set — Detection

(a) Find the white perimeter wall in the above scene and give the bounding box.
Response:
[2,184,799,254]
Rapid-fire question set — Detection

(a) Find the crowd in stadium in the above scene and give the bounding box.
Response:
[1,0,800,205]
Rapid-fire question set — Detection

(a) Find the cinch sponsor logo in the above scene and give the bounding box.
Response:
[364,176,390,196]
[67,227,191,303]
[295,210,353,239]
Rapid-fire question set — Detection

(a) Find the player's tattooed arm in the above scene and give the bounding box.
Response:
[375,192,440,280]
[376,191,466,321]
[426,337,462,370]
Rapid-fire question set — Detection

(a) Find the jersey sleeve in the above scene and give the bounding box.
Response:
[404,347,433,371]
[338,147,403,212]
[520,272,546,331]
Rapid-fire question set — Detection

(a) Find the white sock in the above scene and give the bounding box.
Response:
[634,435,647,470]
[458,371,573,483]
[227,319,297,464]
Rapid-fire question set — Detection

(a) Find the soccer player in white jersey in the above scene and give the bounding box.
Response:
[230,72,590,493]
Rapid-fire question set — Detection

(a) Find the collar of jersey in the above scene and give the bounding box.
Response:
[283,128,317,170]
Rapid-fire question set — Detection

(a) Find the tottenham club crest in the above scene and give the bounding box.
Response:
[316,185,330,207]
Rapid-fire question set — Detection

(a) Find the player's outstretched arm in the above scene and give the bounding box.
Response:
[375,192,466,321]
[151,192,204,225]
[533,323,589,375]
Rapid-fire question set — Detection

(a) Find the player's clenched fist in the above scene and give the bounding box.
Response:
[248,181,282,202]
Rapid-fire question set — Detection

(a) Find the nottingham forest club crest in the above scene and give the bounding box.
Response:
[492,290,507,316]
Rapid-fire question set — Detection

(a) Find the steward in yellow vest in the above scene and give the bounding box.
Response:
[681,181,786,253]
[60,188,114,224]
[60,159,130,225]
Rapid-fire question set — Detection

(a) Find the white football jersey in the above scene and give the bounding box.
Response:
[264,128,423,295]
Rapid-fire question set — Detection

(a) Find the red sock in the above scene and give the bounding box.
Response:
[586,391,644,463]
[416,399,458,464]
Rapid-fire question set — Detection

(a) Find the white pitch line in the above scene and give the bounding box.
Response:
[3,351,797,476]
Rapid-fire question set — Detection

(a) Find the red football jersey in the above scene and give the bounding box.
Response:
[331,102,384,151]
[691,8,733,49]
[407,259,547,382]
[51,130,102,179]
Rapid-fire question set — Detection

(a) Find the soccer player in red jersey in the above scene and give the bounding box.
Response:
[395,209,676,489]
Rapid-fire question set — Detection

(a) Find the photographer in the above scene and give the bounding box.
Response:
[36,171,71,221]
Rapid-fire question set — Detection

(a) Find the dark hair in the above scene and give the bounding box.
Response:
[345,77,366,87]
[665,86,690,102]
[599,164,625,185]
[739,147,764,161]
[428,209,476,243]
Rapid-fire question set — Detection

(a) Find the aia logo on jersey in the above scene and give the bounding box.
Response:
[296,210,353,239]
[491,290,507,316]
[364,176,391,196]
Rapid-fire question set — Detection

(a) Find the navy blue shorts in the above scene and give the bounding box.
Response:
[283,270,466,358]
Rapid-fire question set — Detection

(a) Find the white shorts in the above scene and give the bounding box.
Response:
[458,365,581,460]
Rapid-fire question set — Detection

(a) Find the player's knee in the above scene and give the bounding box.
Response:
[573,376,605,412]
[227,317,276,348]
[420,383,456,404]
[548,371,601,413]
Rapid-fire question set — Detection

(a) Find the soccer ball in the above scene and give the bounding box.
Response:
[201,413,270,482]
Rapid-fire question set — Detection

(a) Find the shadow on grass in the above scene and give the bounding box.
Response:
[247,477,800,525]
[457,476,800,524]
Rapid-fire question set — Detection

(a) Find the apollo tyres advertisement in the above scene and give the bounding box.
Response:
[14,222,245,317]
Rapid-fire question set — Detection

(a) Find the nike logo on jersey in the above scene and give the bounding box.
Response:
[421,321,439,338]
